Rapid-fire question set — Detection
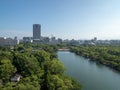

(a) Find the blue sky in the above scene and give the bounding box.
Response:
[0,0,120,40]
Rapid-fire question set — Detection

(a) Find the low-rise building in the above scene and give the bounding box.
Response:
[0,37,19,46]
[23,37,33,43]
[10,74,21,82]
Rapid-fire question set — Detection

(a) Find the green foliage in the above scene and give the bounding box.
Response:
[0,59,16,82]
[13,53,40,76]
[50,59,65,74]
[0,43,82,90]
[71,45,120,71]
[0,51,13,60]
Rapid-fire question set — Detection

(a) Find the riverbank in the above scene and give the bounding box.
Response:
[58,51,120,90]
[70,45,120,72]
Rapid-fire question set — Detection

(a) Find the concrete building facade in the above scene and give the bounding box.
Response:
[33,24,41,41]
[0,37,19,46]
[23,37,33,43]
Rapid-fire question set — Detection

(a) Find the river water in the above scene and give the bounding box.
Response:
[57,51,120,90]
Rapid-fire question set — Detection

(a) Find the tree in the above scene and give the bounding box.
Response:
[0,59,16,82]
[50,59,65,75]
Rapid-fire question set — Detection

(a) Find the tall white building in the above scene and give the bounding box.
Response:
[33,24,41,41]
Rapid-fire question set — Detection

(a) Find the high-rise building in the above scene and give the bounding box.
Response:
[33,24,41,41]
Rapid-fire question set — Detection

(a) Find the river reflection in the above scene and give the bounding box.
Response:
[57,51,120,90]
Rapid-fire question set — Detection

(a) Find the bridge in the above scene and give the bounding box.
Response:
[57,48,70,51]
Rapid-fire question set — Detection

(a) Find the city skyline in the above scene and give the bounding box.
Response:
[0,0,120,40]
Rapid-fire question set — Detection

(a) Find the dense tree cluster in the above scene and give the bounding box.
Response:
[70,45,120,71]
[0,44,81,90]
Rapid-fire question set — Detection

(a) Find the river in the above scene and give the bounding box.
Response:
[57,51,120,90]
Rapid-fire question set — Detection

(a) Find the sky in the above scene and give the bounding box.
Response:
[0,0,120,40]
